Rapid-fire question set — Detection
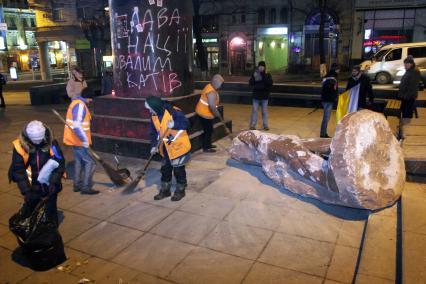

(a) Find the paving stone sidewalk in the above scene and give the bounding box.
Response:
[0,103,407,283]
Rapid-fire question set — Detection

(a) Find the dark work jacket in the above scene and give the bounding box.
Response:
[8,126,65,196]
[346,74,374,109]
[249,72,273,100]
[321,71,338,103]
[398,68,421,100]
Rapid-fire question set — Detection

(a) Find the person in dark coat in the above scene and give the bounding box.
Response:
[398,56,421,118]
[0,72,7,108]
[249,61,273,130]
[8,121,65,225]
[346,65,374,109]
[320,63,339,138]
[101,68,114,96]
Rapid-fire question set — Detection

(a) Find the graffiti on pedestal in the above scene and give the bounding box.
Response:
[111,0,193,98]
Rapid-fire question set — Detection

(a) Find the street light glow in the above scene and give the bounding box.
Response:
[264,27,288,35]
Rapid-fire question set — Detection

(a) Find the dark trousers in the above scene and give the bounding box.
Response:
[401,99,416,118]
[0,87,5,107]
[161,158,187,185]
[199,116,213,150]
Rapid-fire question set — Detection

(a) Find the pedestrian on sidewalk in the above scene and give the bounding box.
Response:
[63,93,98,195]
[195,74,224,153]
[101,68,114,96]
[8,120,65,225]
[249,61,273,130]
[0,72,7,108]
[346,65,374,110]
[66,67,88,99]
[398,56,421,118]
[320,63,339,138]
[145,96,191,201]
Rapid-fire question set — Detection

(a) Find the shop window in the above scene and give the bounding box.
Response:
[258,8,265,25]
[385,48,402,61]
[280,7,288,24]
[408,47,426,58]
[269,8,276,24]
[53,6,65,22]
[30,18,36,27]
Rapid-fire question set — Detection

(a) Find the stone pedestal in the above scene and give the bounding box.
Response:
[92,0,231,157]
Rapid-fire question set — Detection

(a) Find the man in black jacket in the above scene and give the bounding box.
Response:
[320,63,339,138]
[8,121,65,225]
[249,61,273,130]
[398,56,421,118]
[346,65,374,109]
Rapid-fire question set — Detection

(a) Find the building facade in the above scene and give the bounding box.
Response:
[198,0,355,75]
[0,0,37,72]
[27,0,109,79]
[351,0,426,63]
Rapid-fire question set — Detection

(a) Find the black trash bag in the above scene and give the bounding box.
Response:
[9,199,66,271]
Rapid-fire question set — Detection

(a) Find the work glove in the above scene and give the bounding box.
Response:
[167,119,175,129]
[82,141,89,148]
[150,147,158,155]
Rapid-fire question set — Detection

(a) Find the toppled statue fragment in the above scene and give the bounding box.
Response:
[229,110,405,210]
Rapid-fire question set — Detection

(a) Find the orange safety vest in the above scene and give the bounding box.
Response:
[195,83,219,119]
[63,99,92,146]
[152,108,191,160]
[12,139,55,181]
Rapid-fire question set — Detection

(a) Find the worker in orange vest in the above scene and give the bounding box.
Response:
[63,95,98,195]
[195,74,224,153]
[8,121,65,225]
[145,96,191,201]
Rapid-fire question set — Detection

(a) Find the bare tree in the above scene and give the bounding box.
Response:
[193,0,208,75]
[318,0,327,76]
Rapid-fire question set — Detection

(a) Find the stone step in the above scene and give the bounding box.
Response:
[401,183,426,284]
[92,120,232,158]
[354,205,398,284]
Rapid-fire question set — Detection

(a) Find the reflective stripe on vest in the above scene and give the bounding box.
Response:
[152,108,191,160]
[63,99,92,146]
[195,83,219,119]
[12,139,55,180]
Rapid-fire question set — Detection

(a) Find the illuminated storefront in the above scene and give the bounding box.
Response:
[255,26,288,72]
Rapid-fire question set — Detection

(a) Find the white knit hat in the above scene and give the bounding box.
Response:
[26,120,46,144]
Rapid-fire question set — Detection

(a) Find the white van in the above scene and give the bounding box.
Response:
[360,42,426,84]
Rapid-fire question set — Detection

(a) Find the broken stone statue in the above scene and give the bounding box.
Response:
[229,110,405,210]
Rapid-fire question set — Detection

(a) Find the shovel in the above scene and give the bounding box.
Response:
[52,109,131,187]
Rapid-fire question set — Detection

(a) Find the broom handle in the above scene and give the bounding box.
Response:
[140,126,169,174]
[51,109,101,162]
[217,114,232,136]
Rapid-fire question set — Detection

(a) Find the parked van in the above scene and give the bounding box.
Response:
[360,42,426,84]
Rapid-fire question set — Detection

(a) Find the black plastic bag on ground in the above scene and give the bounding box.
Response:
[9,199,66,271]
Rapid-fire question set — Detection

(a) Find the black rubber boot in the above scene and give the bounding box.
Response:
[171,183,186,202]
[154,182,171,200]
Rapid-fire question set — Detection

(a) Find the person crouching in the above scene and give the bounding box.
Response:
[8,120,65,225]
[145,96,191,201]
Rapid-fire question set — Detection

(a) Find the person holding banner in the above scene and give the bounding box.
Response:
[320,63,339,138]
[346,65,374,110]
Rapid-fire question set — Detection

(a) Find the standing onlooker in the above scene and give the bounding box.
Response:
[346,65,374,110]
[101,68,114,96]
[66,67,87,99]
[0,72,7,108]
[195,74,224,153]
[398,56,421,118]
[320,63,339,138]
[249,61,273,131]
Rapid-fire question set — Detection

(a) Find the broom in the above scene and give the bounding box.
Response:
[122,127,169,194]
[52,109,130,187]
